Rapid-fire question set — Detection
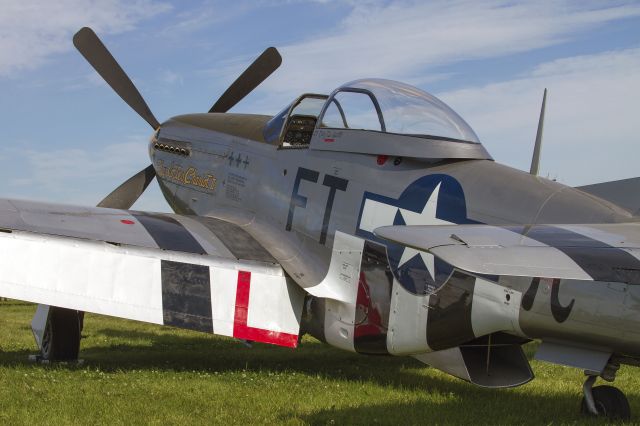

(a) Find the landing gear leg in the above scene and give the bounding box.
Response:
[580,363,630,420]
[582,375,599,416]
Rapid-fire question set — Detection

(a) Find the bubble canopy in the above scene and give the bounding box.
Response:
[320,79,480,143]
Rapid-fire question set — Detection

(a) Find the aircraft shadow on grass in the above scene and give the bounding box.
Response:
[294,398,586,426]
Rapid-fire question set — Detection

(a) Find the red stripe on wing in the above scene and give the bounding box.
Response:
[233,271,298,348]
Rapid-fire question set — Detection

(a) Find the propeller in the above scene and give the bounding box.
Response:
[97,165,156,209]
[73,26,281,209]
[209,47,282,113]
[73,27,160,130]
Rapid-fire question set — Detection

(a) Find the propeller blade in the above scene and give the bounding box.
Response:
[73,27,160,129]
[209,47,282,113]
[97,165,156,209]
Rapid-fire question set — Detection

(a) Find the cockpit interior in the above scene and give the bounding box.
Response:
[263,94,328,146]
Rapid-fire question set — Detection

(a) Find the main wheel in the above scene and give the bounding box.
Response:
[581,385,631,421]
[40,307,82,361]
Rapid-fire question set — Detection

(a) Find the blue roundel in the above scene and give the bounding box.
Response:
[356,174,475,295]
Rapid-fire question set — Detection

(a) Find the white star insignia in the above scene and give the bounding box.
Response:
[357,181,453,282]
[396,183,453,280]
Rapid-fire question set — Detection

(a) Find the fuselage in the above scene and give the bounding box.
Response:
[150,112,640,361]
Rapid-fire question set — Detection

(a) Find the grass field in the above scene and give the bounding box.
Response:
[0,301,638,425]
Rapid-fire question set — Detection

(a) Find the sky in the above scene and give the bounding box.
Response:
[0,0,639,212]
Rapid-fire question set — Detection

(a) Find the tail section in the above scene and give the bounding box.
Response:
[577,177,640,215]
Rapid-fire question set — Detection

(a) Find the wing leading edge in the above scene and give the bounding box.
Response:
[0,199,303,348]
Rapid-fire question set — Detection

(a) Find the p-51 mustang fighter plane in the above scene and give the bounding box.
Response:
[1,27,639,420]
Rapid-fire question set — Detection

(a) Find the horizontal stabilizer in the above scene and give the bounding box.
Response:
[577,177,640,215]
[375,223,640,283]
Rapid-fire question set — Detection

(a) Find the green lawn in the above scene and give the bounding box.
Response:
[0,301,638,425]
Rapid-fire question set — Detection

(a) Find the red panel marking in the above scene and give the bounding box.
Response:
[354,272,385,338]
[120,219,135,225]
[376,155,388,165]
[233,271,298,348]
[324,138,335,143]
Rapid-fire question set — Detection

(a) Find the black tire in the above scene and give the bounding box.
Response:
[581,385,631,421]
[40,307,82,361]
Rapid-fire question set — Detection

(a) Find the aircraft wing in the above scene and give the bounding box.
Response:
[374,223,640,283]
[0,199,303,348]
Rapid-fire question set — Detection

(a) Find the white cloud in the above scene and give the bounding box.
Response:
[439,47,640,185]
[62,72,108,91]
[0,136,169,211]
[0,0,172,76]
[10,142,143,189]
[159,1,234,36]
[228,0,640,110]
[158,69,184,85]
